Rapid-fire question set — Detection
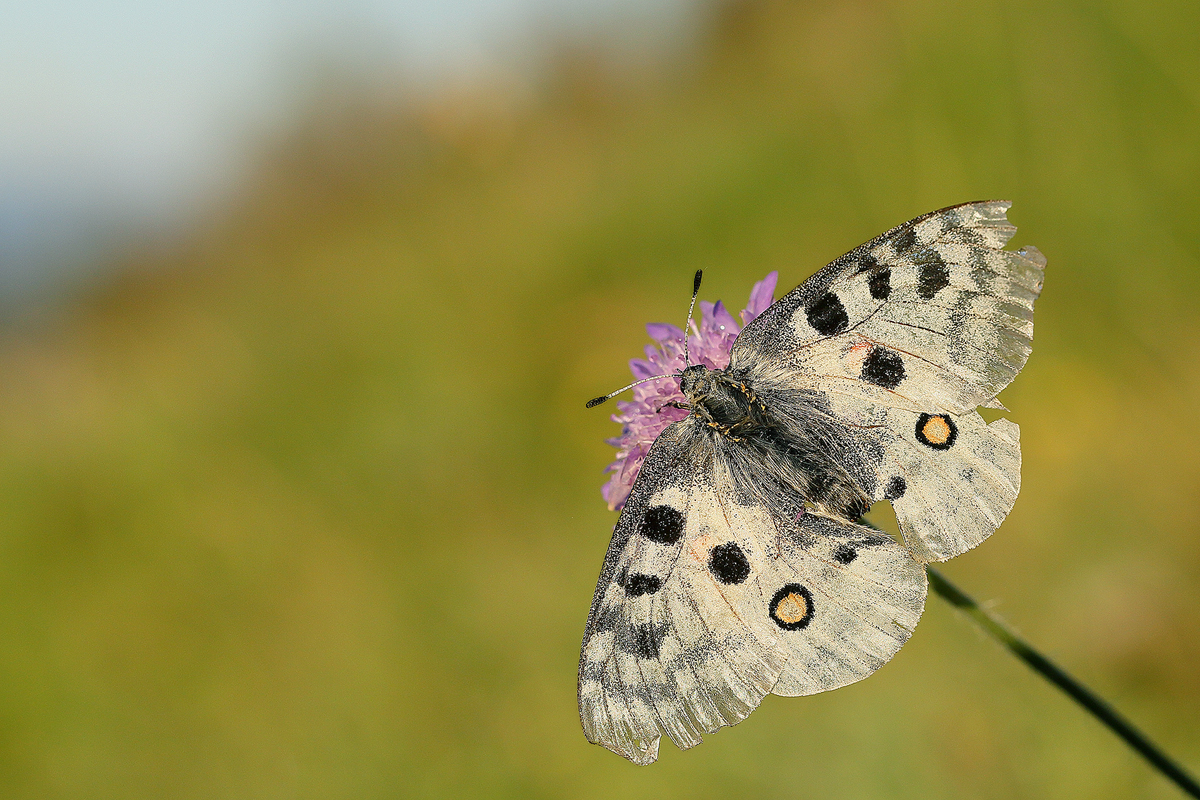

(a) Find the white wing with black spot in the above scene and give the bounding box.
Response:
[870,407,1020,562]
[729,201,1043,561]
[731,201,1043,414]
[578,423,927,764]
[764,512,927,697]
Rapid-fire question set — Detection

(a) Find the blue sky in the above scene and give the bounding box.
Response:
[0,0,685,300]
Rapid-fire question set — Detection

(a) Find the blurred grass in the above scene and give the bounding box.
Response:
[0,0,1198,797]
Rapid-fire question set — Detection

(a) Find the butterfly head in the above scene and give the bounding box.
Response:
[678,363,763,437]
[678,363,712,401]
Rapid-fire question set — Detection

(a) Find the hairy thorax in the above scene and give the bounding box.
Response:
[678,363,872,519]
[678,364,766,439]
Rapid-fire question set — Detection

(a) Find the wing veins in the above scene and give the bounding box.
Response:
[875,315,1023,366]
[889,298,1034,330]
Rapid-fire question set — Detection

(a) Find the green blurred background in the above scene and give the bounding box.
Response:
[1,0,1198,797]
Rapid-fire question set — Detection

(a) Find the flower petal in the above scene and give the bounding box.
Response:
[629,358,658,379]
[742,270,778,324]
[708,300,741,334]
[645,322,685,346]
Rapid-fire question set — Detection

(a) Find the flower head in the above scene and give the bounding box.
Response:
[601,272,779,510]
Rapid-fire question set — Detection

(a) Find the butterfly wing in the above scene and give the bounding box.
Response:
[578,421,926,764]
[729,201,1044,561]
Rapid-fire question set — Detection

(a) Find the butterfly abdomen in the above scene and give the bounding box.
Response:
[736,423,873,521]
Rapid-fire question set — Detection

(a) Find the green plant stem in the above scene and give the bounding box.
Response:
[926,565,1200,799]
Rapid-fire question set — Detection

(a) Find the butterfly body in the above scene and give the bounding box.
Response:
[677,363,764,439]
[580,201,1045,764]
[677,363,875,520]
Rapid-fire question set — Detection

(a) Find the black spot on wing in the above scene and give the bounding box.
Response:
[709,542,751,585]
[853,253,880,274]
[868,265,891,300]
[884,476,907,500]
[861,346,905,389]
[640,505,684,545]
[805,292,849,336]
[591,601,620,634]
[892,226,918,252]
[970,263,995,292]
[917,252,951,300]
[621,623,665,659]
[625,573,662,597]
[833,544,857,564]
[953,228,985,245]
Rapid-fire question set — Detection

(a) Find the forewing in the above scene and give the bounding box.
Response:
[578,426,927,764]
[730,200,1045,414]
[578,420,782,765]
[728,201,1042,560]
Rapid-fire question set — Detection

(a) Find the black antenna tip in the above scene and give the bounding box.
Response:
[693,270,703,293]
[586,396,608,409]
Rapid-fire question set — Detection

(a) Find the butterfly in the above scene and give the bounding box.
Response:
[578,201,1045,764]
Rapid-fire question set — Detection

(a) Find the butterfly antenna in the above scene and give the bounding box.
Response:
[587,270,702,409]
[682,269,702,367]
[586,374,675,408]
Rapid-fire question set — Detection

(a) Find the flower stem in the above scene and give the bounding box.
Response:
[926,565,1200,798]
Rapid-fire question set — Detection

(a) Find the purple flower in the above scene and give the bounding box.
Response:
[601,271,779,510]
